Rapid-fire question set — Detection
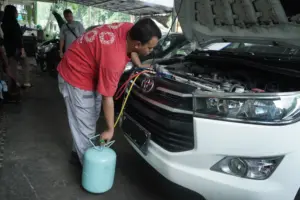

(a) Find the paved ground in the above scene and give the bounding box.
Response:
[0,65,202,200]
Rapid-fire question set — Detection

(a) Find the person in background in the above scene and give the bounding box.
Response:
[0,11,8,80]
[59,9,85,58]
[57,18,161,165]
[0,21,8,75]
[0,11,8,72]
[1,5,31,89]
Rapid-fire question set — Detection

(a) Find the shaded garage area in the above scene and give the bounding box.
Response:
[0,64,202,200]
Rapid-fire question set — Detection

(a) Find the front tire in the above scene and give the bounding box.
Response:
[37,60,47,72]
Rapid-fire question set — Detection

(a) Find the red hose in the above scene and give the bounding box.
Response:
[251,88,265,93]
[115,70,150,100]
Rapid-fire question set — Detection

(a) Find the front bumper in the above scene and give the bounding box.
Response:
[124,117,300,200]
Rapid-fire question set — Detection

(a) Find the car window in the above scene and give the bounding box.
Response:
[165,41,198,58]
[203,42,232,51]
[161,37,172,51]
[155,35,172,52]
[155,35,186,56]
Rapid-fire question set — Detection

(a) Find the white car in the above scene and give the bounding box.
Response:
[120,1,300,200]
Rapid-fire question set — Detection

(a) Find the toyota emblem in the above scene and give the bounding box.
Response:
[141,78,155,93]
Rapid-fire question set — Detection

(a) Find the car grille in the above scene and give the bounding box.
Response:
[125,92,194,152]
[156,90,183,103]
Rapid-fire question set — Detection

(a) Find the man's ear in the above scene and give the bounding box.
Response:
[133,41,142,49]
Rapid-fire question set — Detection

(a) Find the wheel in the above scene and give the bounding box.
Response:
[37,60,47,72]
[41,62,47,72]
[48,61,59,79]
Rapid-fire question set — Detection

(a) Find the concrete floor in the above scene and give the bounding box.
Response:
[0,67,202,200]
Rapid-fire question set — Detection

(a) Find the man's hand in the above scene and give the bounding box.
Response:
[100,129,114,142]
[21,48,26,58]
[3,66,8,74]
[140,63,152,68]
[60,52,64,59]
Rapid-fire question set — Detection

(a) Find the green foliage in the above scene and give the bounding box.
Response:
[25,5,32,25]
[33,2,37,24]
[51,2,131,27]
[38,1,132,36]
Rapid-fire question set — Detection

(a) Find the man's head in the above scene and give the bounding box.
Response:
[63,9,73,23]
[128,18,162,56]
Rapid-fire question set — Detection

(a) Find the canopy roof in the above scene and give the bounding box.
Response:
[3,0,173,15]
[2,0,55,5]
[60,0,173,16]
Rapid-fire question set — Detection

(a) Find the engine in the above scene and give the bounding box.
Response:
[153,62,280,93]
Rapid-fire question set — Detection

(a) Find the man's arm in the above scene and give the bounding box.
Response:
[59,25,65,57]
[15,23,25,57]
[100,96,115,141]
[78,22,85,35]
[59,39,64,53]
[131,52,142,67]
[131,52,151,68]
[102,96,114,131]
[97,67,123,141]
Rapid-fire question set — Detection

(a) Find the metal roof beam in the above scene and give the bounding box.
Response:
[90,0,113,7]
[60,0,173,16]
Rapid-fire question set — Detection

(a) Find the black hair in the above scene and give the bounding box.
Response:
[63,9,72,16]
[2,5,17,24]
[129,18,162,45]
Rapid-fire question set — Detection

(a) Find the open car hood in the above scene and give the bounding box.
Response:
[175,0,300,47]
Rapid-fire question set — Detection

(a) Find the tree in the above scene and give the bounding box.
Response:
[38,1,132,34]
[25,4,33,26]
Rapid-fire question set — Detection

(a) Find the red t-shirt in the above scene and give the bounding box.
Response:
[57,22,133,97]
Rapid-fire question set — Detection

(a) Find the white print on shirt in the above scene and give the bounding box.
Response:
[84,29,98,43]
[99,32,115,45]
[107,23,123,29]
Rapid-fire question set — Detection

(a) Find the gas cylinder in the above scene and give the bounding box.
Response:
[82,137,116,194]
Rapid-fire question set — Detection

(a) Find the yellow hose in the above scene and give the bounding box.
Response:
[114,74,140,127]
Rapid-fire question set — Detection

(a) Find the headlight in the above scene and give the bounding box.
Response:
[211,156,283,180]
[193,93,300,125]
[124,62,133,72]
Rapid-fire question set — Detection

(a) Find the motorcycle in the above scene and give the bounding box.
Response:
[45,40,60,78]
[35,37,60,76]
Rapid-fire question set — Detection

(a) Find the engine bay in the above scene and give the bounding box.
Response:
[153,59,300,93]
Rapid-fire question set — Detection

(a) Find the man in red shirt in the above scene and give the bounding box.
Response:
[57,18,161,164]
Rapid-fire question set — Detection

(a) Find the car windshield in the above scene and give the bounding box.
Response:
[164,41,198,58]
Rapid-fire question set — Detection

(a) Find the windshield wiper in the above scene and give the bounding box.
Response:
[192,49,300,61]
[187,51,300,78]
[189,50,257,58]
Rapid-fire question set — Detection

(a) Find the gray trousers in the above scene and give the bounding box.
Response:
[58,75,102,163]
